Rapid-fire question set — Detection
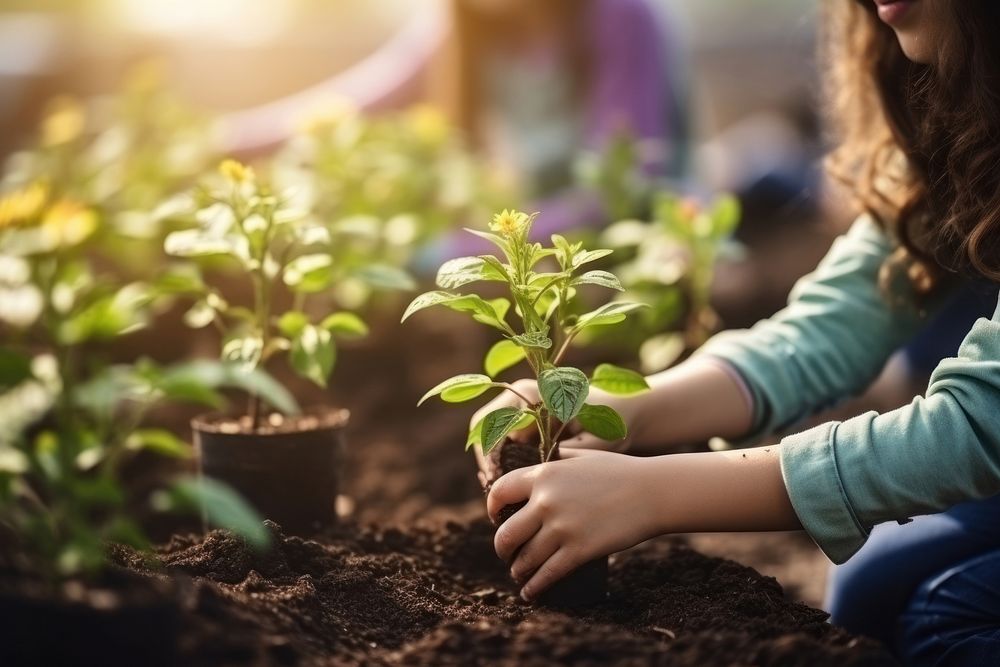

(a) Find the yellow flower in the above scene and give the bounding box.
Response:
[41,96,86,147]
[40,200,98,248]
[0,182,49,230]
[489,209,531,239]
[219,159,255,184]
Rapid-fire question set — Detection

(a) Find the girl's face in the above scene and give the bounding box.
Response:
[872,0,955,65]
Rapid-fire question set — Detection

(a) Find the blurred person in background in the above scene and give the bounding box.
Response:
[475,1,1000,663]
[220,0,689,242]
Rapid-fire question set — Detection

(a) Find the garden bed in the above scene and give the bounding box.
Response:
[114,519,893,666]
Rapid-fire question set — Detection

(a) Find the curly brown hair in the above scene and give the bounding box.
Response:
[823,0,1000,294]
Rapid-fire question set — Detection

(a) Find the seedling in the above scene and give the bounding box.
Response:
[165,159,412,428]
[602,193,741,372]
[403,209,650,463]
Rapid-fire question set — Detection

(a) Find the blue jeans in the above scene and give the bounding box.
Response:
[826,495,1000,665]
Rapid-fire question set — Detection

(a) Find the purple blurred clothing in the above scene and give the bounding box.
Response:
[451,0,678,257]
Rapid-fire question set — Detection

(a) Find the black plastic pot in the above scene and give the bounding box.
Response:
[486,439,609,608]
[0,577,178,667]
[193,408,348,536]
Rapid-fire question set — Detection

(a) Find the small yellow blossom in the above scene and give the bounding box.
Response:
[219,159,255,184]
[40,200,98,248]
[489,209,531,239]
[41,96,86,147]
[0,182,49,230]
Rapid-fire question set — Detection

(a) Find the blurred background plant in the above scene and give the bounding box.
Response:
[271,102,518,306]
[0,182,273,585]
[164,158,414,427]
[598,192,741,373]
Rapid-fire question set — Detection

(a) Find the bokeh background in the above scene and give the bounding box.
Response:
[1,0,851,607]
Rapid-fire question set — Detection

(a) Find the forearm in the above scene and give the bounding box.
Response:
[645,445,801,534]
[599,358,754,455]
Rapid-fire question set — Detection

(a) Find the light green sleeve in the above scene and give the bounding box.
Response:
[781,301,1000,562]
[696,214,929,438]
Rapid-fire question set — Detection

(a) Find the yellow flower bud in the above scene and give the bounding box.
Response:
[219,159,254,184]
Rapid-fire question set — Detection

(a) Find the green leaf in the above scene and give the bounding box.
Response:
[484,339,527,377]
[510,331,552,349]
[401,291,508,331]
[283,254,333,290]
[356,264,416,291]
[0,348,32,390]
[320,312,368,338]
[126,428,192,458]
[159,476,270,551]
[538,367,589,423]
[436,256,507,289]
[572,248,614,268]
[222,336,263,372]
[571,270,623,291]
[576,403,628,441]
[590,364,650,396]
[290,325,336,388]
[162,361,298,415]
[401,291,458,322]
[572,301,646,333]
[419,374,495,406]
[184,300,216,329]
[710,195,741,238]
[164,229,246,258]
[278,311,309,338]
[480,407,533,455]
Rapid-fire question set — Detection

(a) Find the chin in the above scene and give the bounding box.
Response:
[896,34,935,65]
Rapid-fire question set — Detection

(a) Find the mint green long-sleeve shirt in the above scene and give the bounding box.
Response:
[698,215,1000,563]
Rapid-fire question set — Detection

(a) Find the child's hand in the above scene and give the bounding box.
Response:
[486,448,666,601]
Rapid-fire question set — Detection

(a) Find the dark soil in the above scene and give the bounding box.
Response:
[114,519,893,666]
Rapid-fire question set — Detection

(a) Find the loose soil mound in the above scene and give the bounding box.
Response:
[120,520,894,666]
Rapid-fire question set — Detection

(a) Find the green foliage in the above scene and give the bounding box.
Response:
[165,159,412,425]
[406,209,650,462]
[602,192,742,372]
[271,103,519,291]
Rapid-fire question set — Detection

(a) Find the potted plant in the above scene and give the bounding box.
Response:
[0,182,266,666]
[601,193,742,372]
[165,159,412,534]
[402,209,650,606]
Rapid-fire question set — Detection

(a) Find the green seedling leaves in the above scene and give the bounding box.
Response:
[320,312,368,338]
[484,339,527,377]
[290,325,336,388]
[125,429,192,458]
[576,403,627,441]
[222,335,264,372]
[571,270,623,291]
[510,331,552,349]
[538,367,589,423]
[436,256,508,289]
[419,374,495,405]
[401,291,509,331]
[478,407,535,455]
[590,363,650,396]
[572,301,645,333]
